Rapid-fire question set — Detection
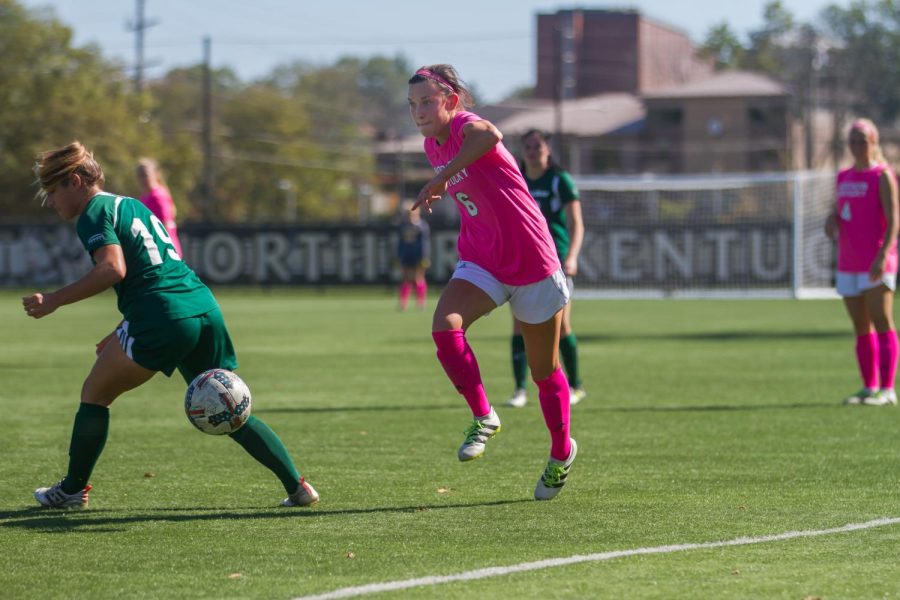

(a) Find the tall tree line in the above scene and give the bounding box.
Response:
[700,0,900,149]
[0,0,416,220]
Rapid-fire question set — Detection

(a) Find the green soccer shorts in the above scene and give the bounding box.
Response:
[115,308,239,384]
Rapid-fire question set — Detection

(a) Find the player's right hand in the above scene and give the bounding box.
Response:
[22,292,58,319]
[412,174,447,213]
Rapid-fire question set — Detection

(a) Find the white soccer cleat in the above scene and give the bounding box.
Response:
[862,389,897,406]
[505,388,527,408]
[458,408,502,461]
[843,388,878,405]
[34,481,91,509]
[570,387,587,406]
[281,477,320,507]
[534,438,577,501]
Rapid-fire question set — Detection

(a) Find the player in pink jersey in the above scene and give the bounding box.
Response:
[408,64,575,500]
[137,158,183,257]
[825,118,900,406]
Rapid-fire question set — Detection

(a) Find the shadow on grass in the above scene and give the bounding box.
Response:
[254,403,459,414]
[577,330,847,343]
[588,402,837,413]
[431,330,847,345]
[0,498,531,532]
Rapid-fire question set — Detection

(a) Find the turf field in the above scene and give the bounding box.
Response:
[1,289,898,599]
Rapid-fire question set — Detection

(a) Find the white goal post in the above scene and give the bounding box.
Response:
[571,171,837,299]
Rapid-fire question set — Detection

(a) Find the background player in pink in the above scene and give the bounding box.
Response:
[408,64,575,500]
[825,118,899,406]
[136,158,182,257]
[396,200,430,311]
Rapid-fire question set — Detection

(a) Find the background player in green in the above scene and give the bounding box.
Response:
[24,141,319,509]
[507,129,587,408]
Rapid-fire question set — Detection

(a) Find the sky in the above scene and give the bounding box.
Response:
[20,0,841,103]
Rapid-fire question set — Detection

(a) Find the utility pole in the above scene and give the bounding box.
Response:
[127,0,158,93]
[202,36,213,220]
[554,11,576,160]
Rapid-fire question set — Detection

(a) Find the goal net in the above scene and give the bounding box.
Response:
[572,171,837,299]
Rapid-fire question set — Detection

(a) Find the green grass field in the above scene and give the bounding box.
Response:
[1,289,898,599]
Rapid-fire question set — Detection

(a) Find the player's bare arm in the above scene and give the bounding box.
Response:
[564,200,585,276]
[413,120,502,213]
[871,169,900,280]
[23,244,126,319]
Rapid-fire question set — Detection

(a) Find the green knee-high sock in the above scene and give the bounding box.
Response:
[511,334,528,390]
[228,416,300,494]
[62,403,110,494]
[559,334,581,388]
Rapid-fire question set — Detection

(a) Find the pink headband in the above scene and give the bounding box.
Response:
[850,119,879,144]
[415,69,454,92]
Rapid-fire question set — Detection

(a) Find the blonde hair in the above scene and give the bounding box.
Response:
[849,118,886,164]
[136,157,166,187]
[34,141,104,202]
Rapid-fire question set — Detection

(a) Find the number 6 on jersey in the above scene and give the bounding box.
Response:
[454,192,478,216]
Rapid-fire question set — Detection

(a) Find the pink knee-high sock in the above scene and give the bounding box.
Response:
[856,332,880,389]
[877,330,898,389]
[432,329,491,417]
[415,280,427,306]
[398,282,412,309]
[535,367,571,461]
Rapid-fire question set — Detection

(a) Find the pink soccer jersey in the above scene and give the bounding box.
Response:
[836,164,898,273]
[423,111,560,285]
[139,186,182,256]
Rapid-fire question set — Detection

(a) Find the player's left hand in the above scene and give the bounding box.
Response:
[22,292,58,319]
[564,256,578,277]
[412,175,447,213]
[869,256,886,282]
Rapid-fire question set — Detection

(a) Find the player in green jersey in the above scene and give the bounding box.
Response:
[24,142,318,509]
[507,130,587,408]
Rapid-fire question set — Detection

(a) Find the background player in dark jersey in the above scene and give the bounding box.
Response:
[507,129,586,408]
[24,141,318,509]
[396,200,431,310]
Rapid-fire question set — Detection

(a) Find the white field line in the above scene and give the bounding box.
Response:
[293,517,900,600]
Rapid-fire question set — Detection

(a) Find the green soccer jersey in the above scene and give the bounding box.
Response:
[524,169,579,260]
[76,192,218,323]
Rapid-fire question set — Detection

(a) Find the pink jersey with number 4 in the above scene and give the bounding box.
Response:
[836,163,898,273]
[424,111,559,285]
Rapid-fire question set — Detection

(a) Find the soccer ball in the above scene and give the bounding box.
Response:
[184,369,252,435]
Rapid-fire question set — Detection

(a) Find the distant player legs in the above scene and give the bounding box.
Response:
[399,264,427,310]
[414,265,428,308]
[844,285,898,393]
[865,285,898,390]
[399,266,416,310]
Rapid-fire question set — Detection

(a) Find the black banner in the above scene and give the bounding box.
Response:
[1,221,819,288]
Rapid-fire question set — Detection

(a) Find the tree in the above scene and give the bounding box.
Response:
[0,0,163,217]
[147,64,241,220]
[821,0,900,122]
[699,23,746,70]
[745,0,796,75]
[0,0,418,221]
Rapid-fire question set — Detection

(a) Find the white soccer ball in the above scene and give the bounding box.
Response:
[184,369,252,435]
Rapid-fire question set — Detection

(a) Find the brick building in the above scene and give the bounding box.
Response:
[535,8,712,99]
